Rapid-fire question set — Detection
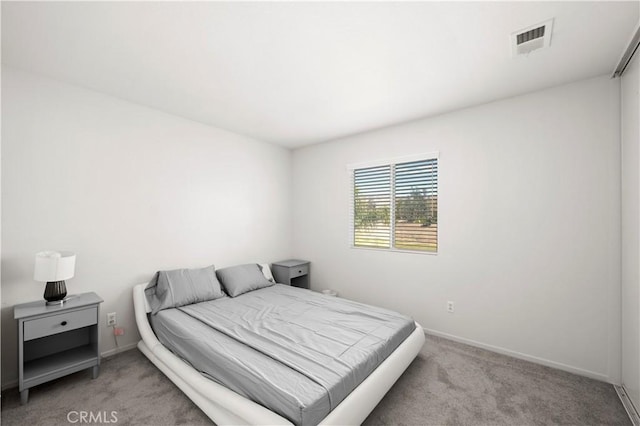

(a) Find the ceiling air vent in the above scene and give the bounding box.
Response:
[511,19,554,57]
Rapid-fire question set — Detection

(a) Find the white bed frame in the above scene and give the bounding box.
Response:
[133,283,425,425]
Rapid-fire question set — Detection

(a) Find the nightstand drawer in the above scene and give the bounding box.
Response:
[290,264,309,279]
[23,307,97,341]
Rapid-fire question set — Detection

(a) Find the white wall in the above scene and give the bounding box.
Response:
[1,67,292,388]
[293,75,621,382]
[622,48,640,408]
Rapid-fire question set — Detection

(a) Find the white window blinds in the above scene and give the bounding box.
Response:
[350,154,438,253]
[353,165,391,249]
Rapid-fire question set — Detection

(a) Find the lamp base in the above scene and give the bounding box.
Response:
[44,280,67,304]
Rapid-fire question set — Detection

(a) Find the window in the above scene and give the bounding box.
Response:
[349,154,438,253]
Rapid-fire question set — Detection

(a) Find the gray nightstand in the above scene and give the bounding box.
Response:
[271,259,310,289]
[14,292,103,404]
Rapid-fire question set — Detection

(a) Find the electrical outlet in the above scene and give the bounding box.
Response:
[107,312,117,326]
[447,301,454,313]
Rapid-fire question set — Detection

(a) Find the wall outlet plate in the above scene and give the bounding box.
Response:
[447,301,454,313]
[107,312,116,326]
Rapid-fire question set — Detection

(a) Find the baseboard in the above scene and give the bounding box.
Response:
[100,342,139,358]
[1,380,18,392]
[615,385,640,426]
[1,342,139,391]
[423,327,611,383]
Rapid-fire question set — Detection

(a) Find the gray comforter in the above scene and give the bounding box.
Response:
[150,284,415,425]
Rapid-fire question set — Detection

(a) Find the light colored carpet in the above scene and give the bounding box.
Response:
[1,334,630,425]
[364,335,629,425]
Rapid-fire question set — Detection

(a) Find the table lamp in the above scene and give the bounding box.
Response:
[34,251,76,305]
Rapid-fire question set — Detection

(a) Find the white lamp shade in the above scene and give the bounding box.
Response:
[34,251,76,282]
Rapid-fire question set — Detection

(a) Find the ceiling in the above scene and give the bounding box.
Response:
[2,1,638,148]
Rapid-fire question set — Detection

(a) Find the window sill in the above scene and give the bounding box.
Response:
[349,246,438,256]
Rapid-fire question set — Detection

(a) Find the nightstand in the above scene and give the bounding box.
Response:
[14,292,103,404]
[271,259,310,289]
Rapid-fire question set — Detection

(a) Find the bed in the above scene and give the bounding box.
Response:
[133,264,425,425]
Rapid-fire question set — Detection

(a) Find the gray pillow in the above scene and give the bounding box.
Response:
[145,265,225,314]
[216,263,274,297]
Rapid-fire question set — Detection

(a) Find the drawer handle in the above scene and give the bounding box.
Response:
[61,321,67,326]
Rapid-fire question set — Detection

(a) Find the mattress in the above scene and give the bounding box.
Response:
[150,284,415,425]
